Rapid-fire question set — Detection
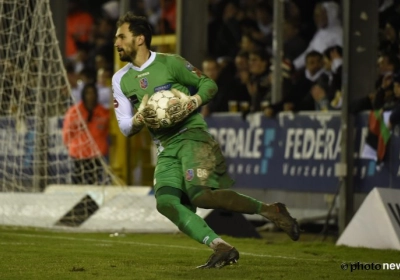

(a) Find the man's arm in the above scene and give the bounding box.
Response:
[112,77,143,137]
[168,55,218,105]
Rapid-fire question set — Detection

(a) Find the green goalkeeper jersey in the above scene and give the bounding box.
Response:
[112,52,217,145]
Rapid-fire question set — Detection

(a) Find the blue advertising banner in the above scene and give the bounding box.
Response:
[0,113,399,193]
[47,116,71,185]
[206,112,400,193]
[0,117,71,188]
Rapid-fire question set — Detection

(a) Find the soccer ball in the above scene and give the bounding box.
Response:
[147,90,180,128]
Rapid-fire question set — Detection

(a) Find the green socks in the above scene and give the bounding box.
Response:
[156,193,219,245]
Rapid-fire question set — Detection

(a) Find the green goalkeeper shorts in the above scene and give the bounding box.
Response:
[153,128,235,199]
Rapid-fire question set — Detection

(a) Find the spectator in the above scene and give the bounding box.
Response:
[247,50,270,112]
[379,0,398,28]
[379,18,400,55]
[233,51,252,105]
[144,0,162,32]
[388,72,400,128]
[159,0,176,34]
[323,45,343,108]
[292,1,342,70]
[79,67,97,85]
[201,57,241,116]
[234,50,249,72]
[251,2,273,46]
[265,50,325,117]
[62,83,110,185]
[73,44,91,74]
[310,73,334,111]
[102,0,120,21]
[213,0,243,57]
[66,61,84,104]
[240,33,263,55]
[373,70,400,111]
[362,70,400,164]
[96,68,113,109]
[94,54,111,72]
[288,0,319,42]
[351,51,400,113]
[66,0,94,59]
[283,19,308,62]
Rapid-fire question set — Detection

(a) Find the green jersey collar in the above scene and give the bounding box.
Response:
[130,51,156,72]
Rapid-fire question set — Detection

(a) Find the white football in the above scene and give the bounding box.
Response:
[147,90,179,128]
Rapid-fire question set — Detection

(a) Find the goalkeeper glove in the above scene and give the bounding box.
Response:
[168,89,202,123]
[131,95,160,131]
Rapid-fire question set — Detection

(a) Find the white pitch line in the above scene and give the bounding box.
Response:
[0,242,35,246]
[1,232,328,262]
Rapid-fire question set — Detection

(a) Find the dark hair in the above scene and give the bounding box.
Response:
[256,2,272,16]
[323,45,343,60]
[202,57,218,64]
[381,51,400,70]
[81,83,98,122]
[306,50,323,60]
[65,60,75,74]
[117,12,153,49]
[81,83,98,100]
[284,18,300,30]
[393,70,400,83]
[79,67,97,83]
[249,50,269,62]
[236,50,249,59]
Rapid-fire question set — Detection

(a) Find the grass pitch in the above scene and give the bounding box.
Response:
[0,226,399,280]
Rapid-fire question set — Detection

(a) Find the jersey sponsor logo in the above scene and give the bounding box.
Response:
[137,72,149,78]
[185,169,194,181]
[113,99,119,108]
[154,83,172,92]
[140,77,148,89]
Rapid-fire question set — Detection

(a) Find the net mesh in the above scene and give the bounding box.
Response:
[0,0,119,191]
[0,0,176,233]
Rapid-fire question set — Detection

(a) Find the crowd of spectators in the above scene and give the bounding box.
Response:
[62,0,400,183]
[201,0,400,128]
[64,0,177,109]
[63,0,179,184]
[66,0,400,121]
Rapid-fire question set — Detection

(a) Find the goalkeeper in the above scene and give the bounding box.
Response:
[112,12,300,269]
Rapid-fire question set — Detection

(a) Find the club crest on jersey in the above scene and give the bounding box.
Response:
[185,169,194,181]
[113,99,119,108]
[140,77,148,89]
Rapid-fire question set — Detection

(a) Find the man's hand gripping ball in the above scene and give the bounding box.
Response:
[132,94,161,129]
[167,89,201,124]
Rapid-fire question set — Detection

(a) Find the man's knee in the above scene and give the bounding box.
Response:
[156,194,179,216]
[191,189,215,209]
